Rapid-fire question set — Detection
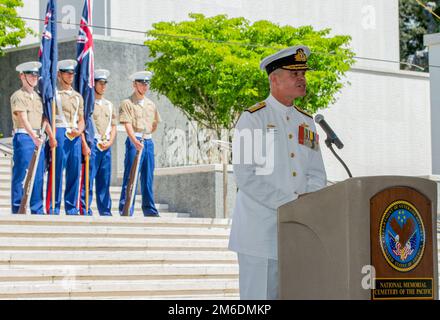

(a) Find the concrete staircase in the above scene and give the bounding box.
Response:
[0,151,239,299]
[0,215,238,299]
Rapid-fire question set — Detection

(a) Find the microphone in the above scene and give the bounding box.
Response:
[314,114,344,149]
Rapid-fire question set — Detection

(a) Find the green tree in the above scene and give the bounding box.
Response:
[399,0,440,71]
[145,13,355,136]
[0,0,31,55]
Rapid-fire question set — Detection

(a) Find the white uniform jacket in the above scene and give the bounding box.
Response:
[228,94,327,259]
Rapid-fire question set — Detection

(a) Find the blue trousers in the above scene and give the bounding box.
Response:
[11,133,45,214]
[119,138,158,216]
[46,128,82,215]
[79,140,112,216]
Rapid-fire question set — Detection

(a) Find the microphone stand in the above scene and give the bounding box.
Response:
[325,138,352,178]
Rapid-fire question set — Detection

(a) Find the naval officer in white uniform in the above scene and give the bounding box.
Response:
[229,45,327,300]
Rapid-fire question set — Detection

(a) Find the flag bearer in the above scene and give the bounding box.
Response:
[46,59,85,215]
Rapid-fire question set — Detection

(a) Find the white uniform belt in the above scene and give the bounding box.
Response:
[55,115,78,129]
[14,128,42,135]
[56,124,78,129]
[134,132,152,139]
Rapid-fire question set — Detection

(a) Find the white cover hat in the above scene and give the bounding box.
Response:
[16,61,42,74]
[129,71,153,83]
[260,45,311,74]
[57,59,78,71]
[94,69,110,81]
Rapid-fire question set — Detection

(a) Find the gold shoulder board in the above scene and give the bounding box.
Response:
[246,101,266,113]
[294,105,313,119]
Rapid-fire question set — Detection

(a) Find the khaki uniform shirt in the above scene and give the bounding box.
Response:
[93,98,117,138]
[10,88,43,130]
[119,94,161,133]
[55,89,84,127]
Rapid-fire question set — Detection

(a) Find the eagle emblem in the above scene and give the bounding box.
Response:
[294,48,307,62]
[379,201,425,272]
[387,216,416,261]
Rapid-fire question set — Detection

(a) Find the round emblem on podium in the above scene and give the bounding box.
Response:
[379,200,425,272]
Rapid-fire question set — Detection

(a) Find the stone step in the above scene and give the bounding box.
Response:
[0,264,238,279]
[0,167,11,174]
[0,225,230,239]
[0,201,176,215]
[6,293,240,300]
[0,196,167,208]
[0,214,229,228]
[0,178,10,185]
[0,250,236,264]
[0,237,230,250]
[0,263,238,282]
[0,211,190,218]
[0,221,229,239]
[0,214,230,226]
[0,278,239,298]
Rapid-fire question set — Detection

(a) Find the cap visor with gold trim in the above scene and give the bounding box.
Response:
[260,45,311,75]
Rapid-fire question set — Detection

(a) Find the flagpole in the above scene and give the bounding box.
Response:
[51,99,56,213]
[76,0,94,216]
[85,154,89,213]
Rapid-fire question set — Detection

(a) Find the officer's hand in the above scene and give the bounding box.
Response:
[82,144,91,157]
[99,141,110,151]
[133,139,144,151]
[70,129,80,138]
[32,135,43,147]
[49,137,58,149]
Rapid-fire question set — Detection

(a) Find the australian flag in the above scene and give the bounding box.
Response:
[75,0,95,148]
[38,0,57,126]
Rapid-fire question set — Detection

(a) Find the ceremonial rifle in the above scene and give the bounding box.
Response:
[18,122,47,214]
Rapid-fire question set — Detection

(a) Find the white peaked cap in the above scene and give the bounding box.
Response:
[57,59,78,71]
[94,69,110,80]
[129,71,153,82]
[16,61,42,73]
[260,45,311,74]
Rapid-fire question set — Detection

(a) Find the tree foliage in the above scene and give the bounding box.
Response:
[400,0,440,71]
[0,0,32,55]
[145,13,355,134]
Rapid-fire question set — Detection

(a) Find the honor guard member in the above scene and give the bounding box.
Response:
[79,69,116,216]
[10,62,57,214]
[118,71,161,217]
[46,59,85,215]
[229,45,327,299]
